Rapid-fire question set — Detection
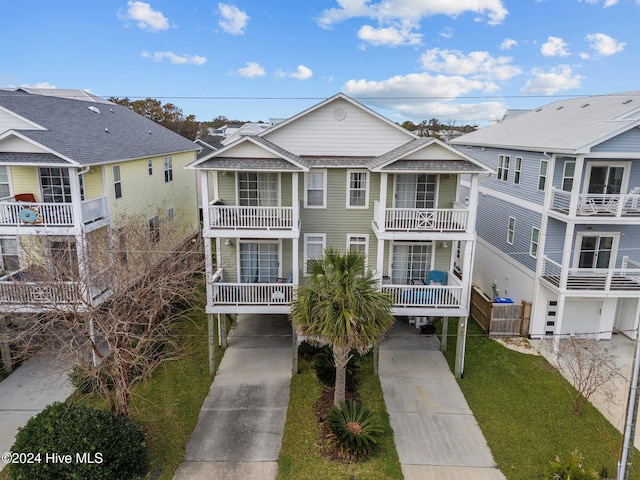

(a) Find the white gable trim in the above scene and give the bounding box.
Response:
[0,105,47,131]
[0,130,79,166]
[259,93,417,141]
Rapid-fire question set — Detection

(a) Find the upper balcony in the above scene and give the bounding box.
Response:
[0,196,109,234]
[205,202,300,239]
[541,255,640,294]
[550,188,640,222]
[372,200,469,240]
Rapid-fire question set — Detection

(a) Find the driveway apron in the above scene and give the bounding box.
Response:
[379,320,506,480]
[174,314,292,480]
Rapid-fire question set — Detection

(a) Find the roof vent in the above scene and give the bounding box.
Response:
[556,106,564,110]
[105,127,109,133]
[581,103,590,108]
[88,106,101,114]
[623,99,633,105]
[535,108,543,112]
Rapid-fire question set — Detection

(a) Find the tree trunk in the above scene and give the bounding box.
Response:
[333,345,350,407]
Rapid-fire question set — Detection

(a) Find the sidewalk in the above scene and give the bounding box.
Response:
[0,353,74,471]
[173,314,292,480]
[379,320,506,480]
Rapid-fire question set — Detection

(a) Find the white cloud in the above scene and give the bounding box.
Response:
[17,82,58,89]
[218,3,249,35]
[317,0,508,28]
[118,1,169,32]
[141,51,207,65]
[520,65,583,95]
[235,62,265,77]
[500,38,517,50]
[419,48,521,81]
[289,65,313,80]
[581,0,619,5]
[585,32,625,56]
[541,36,570,57]
[440,27,454,39]
[358,23,422,46]
[342,72,506,123]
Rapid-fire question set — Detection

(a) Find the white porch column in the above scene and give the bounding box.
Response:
[68,168,83,229]
[459,237,475,311]
[200,170,211,230]
[376,239,385,282]
[292,172,300,232]
[568,155,585,217]
[466,173,480,233]
[559,222,575,290]
[292,237,299,285]
[378,173,388,232]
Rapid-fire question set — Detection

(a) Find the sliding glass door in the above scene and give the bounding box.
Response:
[239,242,279,283]
[391,242,432,284]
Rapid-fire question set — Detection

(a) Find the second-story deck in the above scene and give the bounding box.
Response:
[372,200,470,239]
[550,189,640,220]
[541,256,640,293]
[0,197,109,233]
[205,204,300,239]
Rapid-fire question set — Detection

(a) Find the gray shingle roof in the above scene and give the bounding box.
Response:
[0,152,70,164]
[196,157,303,171]
[0,89,198,165]
[452,91,640,153]
[381,159,486,172]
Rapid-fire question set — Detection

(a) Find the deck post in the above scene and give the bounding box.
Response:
[208,314,215,375]
[292,324,298,375]
[440,317,448,352]
[218,313,228,348]
[0,316,13,373]
[373,343,379,375]
[454,316,467,378]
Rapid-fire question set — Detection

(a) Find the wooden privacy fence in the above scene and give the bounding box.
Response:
[470,286,531,337]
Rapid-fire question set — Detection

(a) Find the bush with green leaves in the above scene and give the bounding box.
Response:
[10,402,146,480]
[313,348,360,391]
[328,399,385,460]
[544,450,599,480]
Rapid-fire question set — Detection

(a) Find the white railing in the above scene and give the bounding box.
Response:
[81,197,109,224]
[542,255,640,291]
[373,201,468,232]
[0,280,80,305]
[551,188,640,217]
[0,197,109,227]
[382,284,463,307]
[213,281,294,305]
[209,205,295,230]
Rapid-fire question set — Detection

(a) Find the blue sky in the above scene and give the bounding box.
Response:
[1,0,636,125]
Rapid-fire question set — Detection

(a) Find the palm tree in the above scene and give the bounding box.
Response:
[290,248,394,406]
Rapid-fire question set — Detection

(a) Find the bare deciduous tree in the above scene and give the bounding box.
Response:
[1,214,203,417]
[542,338,618,415]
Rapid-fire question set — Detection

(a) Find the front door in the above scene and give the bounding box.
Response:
[391,242,432,284]
[577,235,615,269]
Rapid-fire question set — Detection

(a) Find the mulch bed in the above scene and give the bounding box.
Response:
[313,385,361,462]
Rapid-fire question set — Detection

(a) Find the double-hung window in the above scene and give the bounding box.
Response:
[538,160,548,191]
[305,170,326,208]
[304,234,326,274]
[164,156,173,183]
[113,166,122,199]
[347,234,368,267]
[0,166,10,199]
[347,170,368,208]
[148,159,153,176]
[562,161,575,192]
[507,217,516,245]
[497,155,510,181]
[0,238,19,274]
[530,227,540,258]
[513,157,522,185]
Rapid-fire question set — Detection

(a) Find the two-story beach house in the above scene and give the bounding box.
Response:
[451,92,640,340]
[0,88,199,312]
[189,93,492,347]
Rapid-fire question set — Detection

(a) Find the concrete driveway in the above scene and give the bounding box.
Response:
[173,314,293,480]
[379,320,506,480]
[0,353,74,471]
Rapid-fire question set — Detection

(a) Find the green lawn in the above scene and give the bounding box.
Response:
[278,353,403,480]
[440,320,639,480]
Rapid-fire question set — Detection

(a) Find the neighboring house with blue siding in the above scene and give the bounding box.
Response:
[452,92,640,340]
[0,88,199,313]
[189,93,492,344]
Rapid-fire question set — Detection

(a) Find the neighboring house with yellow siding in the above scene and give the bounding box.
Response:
[0,88,199,312]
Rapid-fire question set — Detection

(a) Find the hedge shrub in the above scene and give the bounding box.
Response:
[10,402,146,480]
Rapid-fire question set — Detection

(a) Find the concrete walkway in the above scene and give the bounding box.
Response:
[379,320,506,480]
[173,314,292,480]
[0,353,74,472]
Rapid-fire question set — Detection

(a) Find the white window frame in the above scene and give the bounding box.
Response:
[0,237,20,273]
[572,232,620,269]
[507,217,515,245]
[148,159,153,176]
[237,240,281,283]
[236,172,280,206]
[497,155,510,181]
[164,156,173,183]
[304,170,327,208]
[513,157,522,185]
[168,207,175,223]
[346,170,369,209]
[0,166,12,199]
[530,227,540,258]
[582,161,630,196]
[113,165,122,199]
[562,160,575,192]
[303,233,326,275]
[347,234,369,265]
[537,160,548,191]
